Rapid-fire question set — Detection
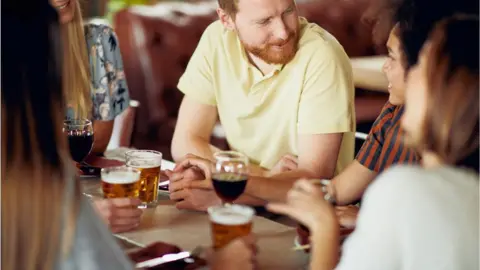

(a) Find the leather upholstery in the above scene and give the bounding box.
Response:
[113,1,388,160]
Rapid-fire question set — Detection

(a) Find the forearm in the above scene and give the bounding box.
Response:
[310,222,340,270]
[92,120,113,155]
[172,135,220,162]
[233,194,267,206]
[248,163,269,177]
[245,169,315,202]
[331,160,377,205]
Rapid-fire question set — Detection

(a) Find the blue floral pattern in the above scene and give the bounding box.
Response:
[73,23,130,121]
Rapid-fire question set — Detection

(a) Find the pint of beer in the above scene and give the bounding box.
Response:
[125,150,162,206]
[208,204,255,249]
[101,166,141,199]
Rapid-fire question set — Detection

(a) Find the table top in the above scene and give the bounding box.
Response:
[80,159,309,270]
[351,56,389,92]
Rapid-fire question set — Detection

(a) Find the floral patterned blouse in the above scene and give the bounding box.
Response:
[66,23,130,121]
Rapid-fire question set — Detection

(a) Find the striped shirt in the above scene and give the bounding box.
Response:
[356,102,419,172]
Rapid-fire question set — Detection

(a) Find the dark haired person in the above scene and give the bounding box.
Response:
[268,15,479,270]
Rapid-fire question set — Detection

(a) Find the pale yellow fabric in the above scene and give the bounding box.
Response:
[178,18,355,173]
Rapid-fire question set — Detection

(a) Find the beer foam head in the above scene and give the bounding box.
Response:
[126,151,162,168]
[102,170,139,184]
[127,159,161,169]
[208,205,255,225]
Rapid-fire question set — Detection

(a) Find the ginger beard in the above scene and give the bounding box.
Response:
[238,26,300,65]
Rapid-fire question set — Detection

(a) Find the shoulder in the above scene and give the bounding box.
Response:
[366,165,478,206]
[70,198,134,269]
[369,101,399,132]
[198,20,224,49]
[295,18,350,69]
[84,23,117,43]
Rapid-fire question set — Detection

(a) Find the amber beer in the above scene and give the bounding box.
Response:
[125,150,162,206]
[208,205,255,249]
[101,166,141,199]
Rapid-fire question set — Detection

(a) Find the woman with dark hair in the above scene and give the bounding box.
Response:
[268,15,479,270]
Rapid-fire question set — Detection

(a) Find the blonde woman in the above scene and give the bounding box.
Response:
[50,0,142,233]
[53,0,129,154]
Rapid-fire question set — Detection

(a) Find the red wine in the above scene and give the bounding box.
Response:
[212,173,248,203]
[67,130,94,163]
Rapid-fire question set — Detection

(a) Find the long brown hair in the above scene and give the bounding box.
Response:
[62,0,92,119]
[422,15,479,171]
[1,4,80,270]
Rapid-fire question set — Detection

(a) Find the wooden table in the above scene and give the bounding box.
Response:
[80,160,310,270]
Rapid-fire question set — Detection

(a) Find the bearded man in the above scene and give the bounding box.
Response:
[169,0,355,209]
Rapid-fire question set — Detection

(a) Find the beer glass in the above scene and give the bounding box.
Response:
[125,150,162,207]
[101,166,141,199]
[63,119,94,163]
[208,204,255,249]
[212,151,249,205]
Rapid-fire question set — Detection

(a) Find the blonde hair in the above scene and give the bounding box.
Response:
[2,6,80,269]
[62,1,91,119]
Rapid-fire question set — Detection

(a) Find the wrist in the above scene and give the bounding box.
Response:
[310,212,339,237]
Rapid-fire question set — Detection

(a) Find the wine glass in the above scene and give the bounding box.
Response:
[212,151,249,205]
[63,119,94,163]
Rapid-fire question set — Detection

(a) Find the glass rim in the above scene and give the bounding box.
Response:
[213,151,248,164]
[64,119,92,127]
[207,204,255,219]
[125,149,163,160]
[100,166,141,175]
[310,179,331,186]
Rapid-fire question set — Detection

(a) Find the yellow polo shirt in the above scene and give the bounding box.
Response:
[178,18,355,174]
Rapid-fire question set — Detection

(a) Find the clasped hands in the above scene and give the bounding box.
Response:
[166,153,359,229]
[165,154,221,211]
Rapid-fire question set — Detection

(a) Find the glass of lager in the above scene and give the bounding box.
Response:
[212,151,249,205]
[101,166,141,198]
[208,204,255,249]
[125,150,162,207]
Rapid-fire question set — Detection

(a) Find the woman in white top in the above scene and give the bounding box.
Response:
[267,15,479,270]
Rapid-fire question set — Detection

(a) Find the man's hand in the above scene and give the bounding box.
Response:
[170,188,221,211]
[166,154,215,193]
[268,154,298,176]
[208,234,258,270]
[92,198,144,233]
[335,205,359,229]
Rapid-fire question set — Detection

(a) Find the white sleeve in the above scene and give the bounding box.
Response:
[335,167,409,270]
